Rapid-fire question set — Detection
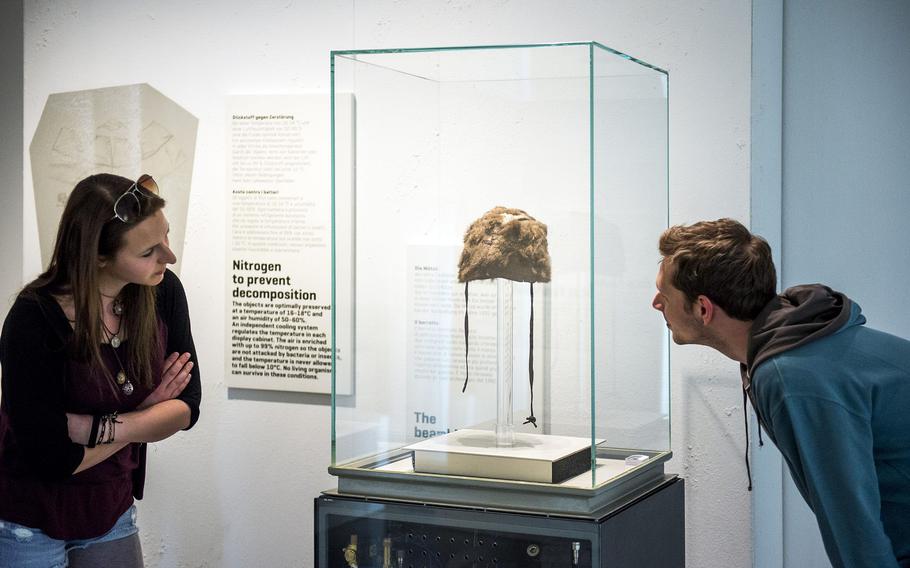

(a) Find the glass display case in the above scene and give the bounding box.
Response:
[330,42,669,513]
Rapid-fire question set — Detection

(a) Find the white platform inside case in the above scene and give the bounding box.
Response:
[404,429,603,484]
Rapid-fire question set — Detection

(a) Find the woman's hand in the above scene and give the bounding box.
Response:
[138,352,194,410]
[66,412,93,446]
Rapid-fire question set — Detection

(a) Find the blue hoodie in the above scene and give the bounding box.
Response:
[743,285,910,568]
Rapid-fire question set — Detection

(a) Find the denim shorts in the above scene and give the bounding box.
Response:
[0,504,138,568]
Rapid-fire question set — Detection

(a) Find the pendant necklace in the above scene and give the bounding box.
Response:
[101,296,124,348]
[101,305,133,395]
[101,292,124,316]
[104,330,134,396]
[101,313,123,348]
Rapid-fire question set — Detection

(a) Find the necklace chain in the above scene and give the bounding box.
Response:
[100,295,123,346]
[100,324,134,396]
[100,314,122,337]
[98,295,132,395]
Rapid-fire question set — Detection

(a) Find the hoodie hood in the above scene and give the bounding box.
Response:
[740,284,864,391]
[737,284,865,491]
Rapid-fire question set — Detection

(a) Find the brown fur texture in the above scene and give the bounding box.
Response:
[458,206,551,283]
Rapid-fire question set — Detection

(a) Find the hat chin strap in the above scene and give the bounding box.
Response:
[462,281,470,393]
[461,280,538,428]
[524,282,537,428]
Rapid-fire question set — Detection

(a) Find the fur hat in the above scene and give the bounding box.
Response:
[458,206,551,283]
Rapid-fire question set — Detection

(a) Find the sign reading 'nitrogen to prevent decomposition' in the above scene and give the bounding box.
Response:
[225,94,352,394]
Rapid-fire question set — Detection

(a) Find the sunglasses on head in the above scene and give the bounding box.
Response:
[111,174,158,223]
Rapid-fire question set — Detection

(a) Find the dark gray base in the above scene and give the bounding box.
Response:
[315,476,685,567]
[599,475,685,566]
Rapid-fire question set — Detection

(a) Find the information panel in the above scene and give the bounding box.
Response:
[226,94,352,394]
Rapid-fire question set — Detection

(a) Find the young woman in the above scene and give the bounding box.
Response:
[0,173,202,567]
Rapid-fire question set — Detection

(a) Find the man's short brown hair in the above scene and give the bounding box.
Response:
[659,218,777,320]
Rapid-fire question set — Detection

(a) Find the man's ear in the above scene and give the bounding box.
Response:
[696,295,715,325]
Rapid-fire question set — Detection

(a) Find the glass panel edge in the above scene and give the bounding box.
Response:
[590,41,669,75]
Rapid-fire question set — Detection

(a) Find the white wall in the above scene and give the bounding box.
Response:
[753,1,910,566]
[23,1,752,566]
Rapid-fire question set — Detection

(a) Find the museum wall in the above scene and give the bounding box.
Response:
[759,1,910,565]
[1,0,23,327]
[20,1,752,566]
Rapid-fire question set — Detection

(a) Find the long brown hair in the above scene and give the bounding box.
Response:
[26,173,167,390]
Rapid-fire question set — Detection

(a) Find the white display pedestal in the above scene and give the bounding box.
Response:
[405,429,602,484]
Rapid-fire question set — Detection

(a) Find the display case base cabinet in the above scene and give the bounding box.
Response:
[315,476,684,568]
